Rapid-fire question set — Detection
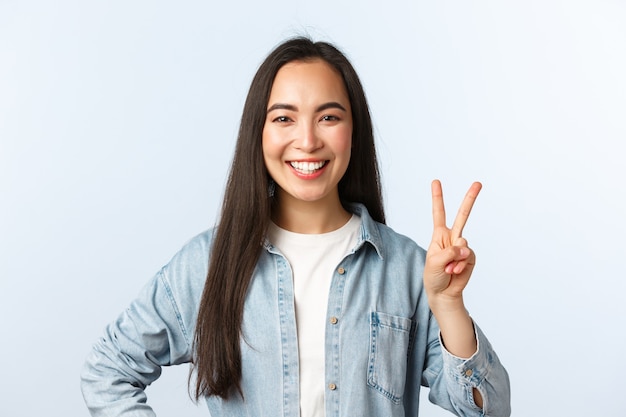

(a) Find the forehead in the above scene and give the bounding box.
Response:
[269,59,349,102]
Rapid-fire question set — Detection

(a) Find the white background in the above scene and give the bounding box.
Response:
[1,1,625,416]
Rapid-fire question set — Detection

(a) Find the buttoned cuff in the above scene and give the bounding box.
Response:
[439,322,493,387]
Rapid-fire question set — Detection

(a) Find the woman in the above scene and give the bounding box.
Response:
[81,37,511,416]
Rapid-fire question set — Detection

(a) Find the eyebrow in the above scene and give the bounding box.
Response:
[266,101,347,114]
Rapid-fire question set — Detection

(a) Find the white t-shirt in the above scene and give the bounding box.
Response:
[267,215,361,417]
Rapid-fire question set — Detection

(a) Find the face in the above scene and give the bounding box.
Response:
[262,59,353,209]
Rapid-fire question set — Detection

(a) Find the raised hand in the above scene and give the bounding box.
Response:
[423,179,485,407]
[424,179,482,304]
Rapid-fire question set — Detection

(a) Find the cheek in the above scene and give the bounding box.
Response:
[334,126,353,155]
[261,128,280,160]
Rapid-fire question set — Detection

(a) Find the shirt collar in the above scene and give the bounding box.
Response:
[263,202,385,261]
[347,203,385,260]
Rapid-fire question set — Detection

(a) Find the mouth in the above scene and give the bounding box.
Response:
[289,160,328,175]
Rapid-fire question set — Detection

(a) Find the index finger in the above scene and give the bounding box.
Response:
[451,181,482,239]
[431,179,446,228]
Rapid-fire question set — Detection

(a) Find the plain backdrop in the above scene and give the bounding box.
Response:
[1,1,625,416]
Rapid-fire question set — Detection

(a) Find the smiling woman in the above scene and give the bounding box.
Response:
[80,37,511,417]
[263,60,353,233]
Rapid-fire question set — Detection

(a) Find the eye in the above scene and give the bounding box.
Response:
[320,115,340,122]
[272,116,292,123]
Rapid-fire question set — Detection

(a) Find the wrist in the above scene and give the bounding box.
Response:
[427,297,477,358]
[426,291,466,316]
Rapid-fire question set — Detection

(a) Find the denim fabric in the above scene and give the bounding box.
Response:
[81,203,511,416]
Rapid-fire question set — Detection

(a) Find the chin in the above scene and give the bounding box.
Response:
[286,190,331,203]
[293,194,327,203]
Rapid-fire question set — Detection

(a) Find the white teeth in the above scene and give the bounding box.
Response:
[290,161,327,174]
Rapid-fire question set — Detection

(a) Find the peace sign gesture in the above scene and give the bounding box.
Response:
[423,179,487,405]
[423,180,482,303]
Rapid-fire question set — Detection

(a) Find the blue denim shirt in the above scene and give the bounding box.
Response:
[81,204,511,416]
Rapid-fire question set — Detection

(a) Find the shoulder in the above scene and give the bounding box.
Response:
[177,228,216,257]
[350,203,426,262]
[374,221,427,261]
[159,228,215,294]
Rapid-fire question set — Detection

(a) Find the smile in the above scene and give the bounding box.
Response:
[289,160,328,175]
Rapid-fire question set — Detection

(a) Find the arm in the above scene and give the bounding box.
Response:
[80,270,193,416]
[423,180,510,415]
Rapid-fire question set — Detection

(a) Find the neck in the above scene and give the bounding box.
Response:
[272,192,351,234]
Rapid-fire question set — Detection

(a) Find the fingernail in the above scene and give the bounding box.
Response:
[460,248,469,257]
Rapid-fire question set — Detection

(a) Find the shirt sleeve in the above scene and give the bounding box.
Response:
[80,270,193,417]
[422,318,511,417]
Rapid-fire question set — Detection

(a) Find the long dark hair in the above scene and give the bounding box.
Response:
[192,36,385,400]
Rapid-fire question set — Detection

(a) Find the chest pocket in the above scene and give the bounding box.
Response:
[367,311,414,404]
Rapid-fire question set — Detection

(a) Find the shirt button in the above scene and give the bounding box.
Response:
[337,267,345,275]
[330,316,338,325]
[465,369,473,377]
[329,383,337,390]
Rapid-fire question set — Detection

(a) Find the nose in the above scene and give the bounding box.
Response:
[294,121,322,152]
